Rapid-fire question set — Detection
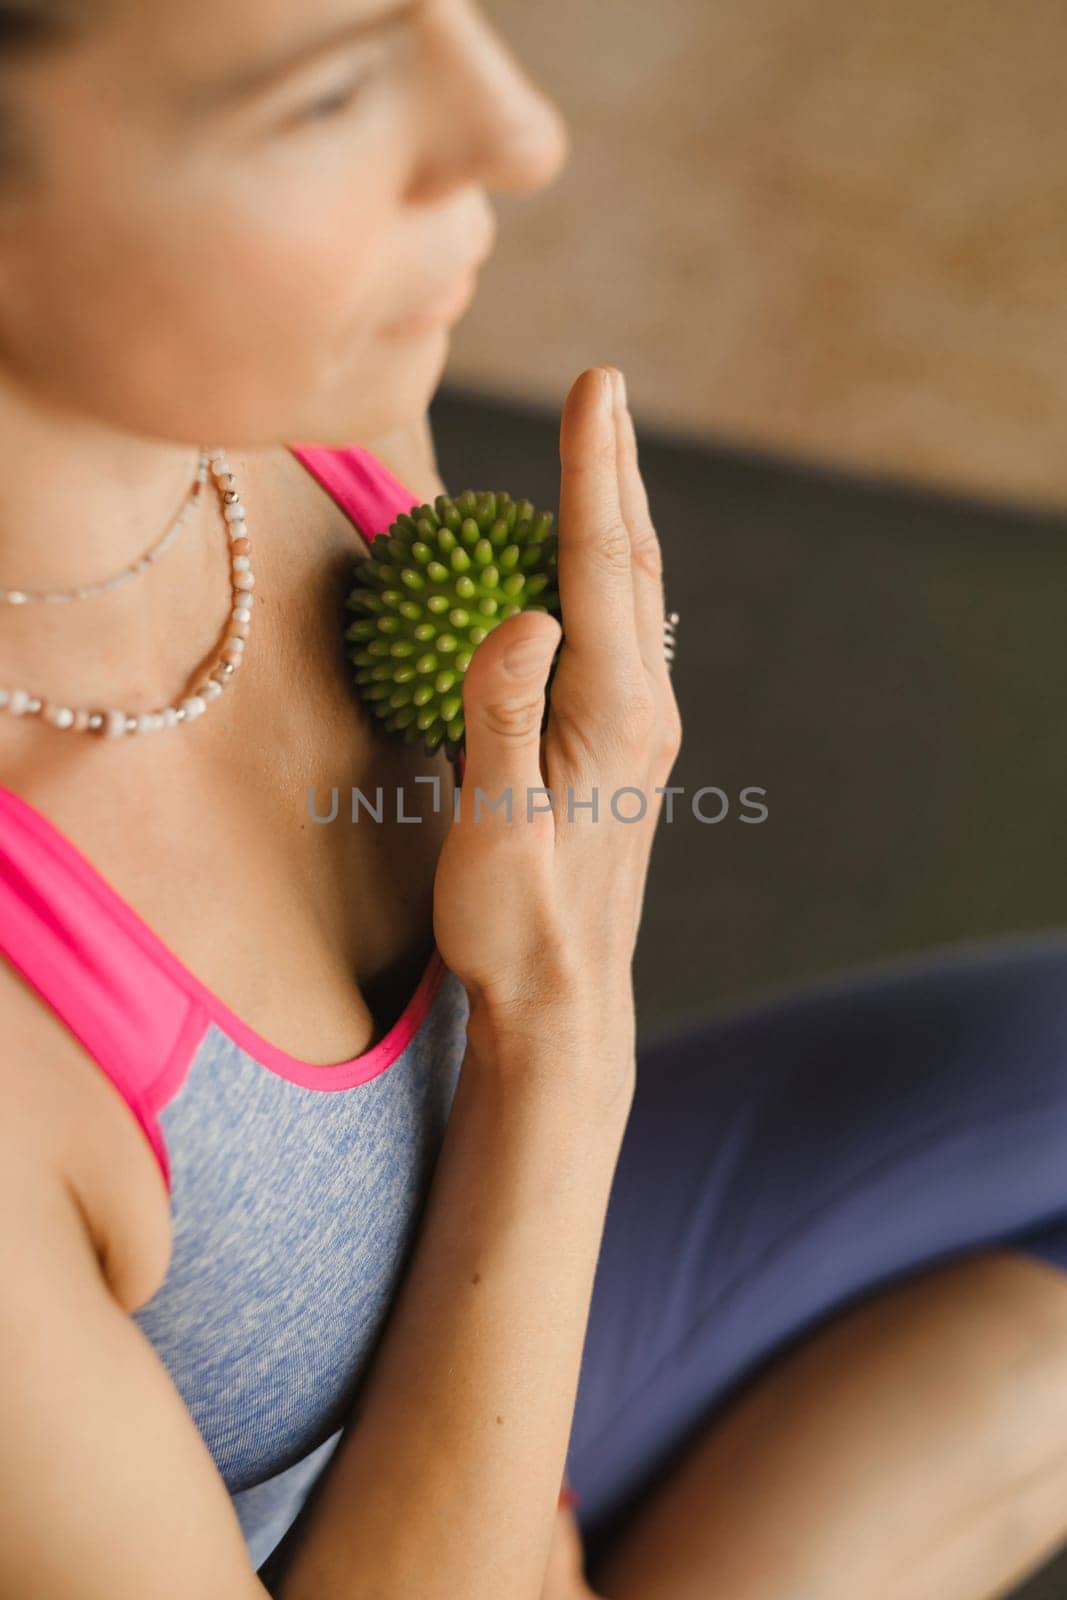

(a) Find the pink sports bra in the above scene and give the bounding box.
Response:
[0,442,459,1195]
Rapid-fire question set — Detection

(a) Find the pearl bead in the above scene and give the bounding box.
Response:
[9,688,31,715]
[231,537,251,557]
[162,707,181,727]
[233,555,251,572]
[229,618,250,639]
[181,696,206,719]
[233,572,255,591]
[225,635,246,653]
[200,680,223,701]
[220,644,243,667]
[103,708,127,738]
[44,705,75,729]
[73,709,92,731]
[0,689,9,707]
[224,505,246,523]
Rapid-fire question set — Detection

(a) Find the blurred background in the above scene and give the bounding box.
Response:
[445,0,1066,509]
[429,2,1067,1593]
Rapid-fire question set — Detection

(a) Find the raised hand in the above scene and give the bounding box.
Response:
[432,366,683,1096]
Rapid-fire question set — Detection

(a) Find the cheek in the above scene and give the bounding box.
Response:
[154,131,410,375]
[11,165,404,442]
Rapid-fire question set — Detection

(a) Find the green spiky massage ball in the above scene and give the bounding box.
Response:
[344,490,561,760]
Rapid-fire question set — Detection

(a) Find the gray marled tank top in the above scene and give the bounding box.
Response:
[133,972,470,1567]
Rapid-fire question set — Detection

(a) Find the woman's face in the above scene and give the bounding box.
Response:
[0,0,569,448]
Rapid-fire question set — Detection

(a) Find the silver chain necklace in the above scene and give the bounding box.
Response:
[0,447,256,737]
[0,451,209,606]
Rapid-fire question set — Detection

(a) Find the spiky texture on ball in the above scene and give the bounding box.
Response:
[344,489,560,760]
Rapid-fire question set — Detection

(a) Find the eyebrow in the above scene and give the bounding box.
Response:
[184,2,419,110]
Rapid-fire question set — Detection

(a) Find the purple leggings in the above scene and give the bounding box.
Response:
[564,930,1067,1566]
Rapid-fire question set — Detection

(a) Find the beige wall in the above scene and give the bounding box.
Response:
[447,0,1067,510]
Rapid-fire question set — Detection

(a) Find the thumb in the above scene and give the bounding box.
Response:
[460,613,562,808]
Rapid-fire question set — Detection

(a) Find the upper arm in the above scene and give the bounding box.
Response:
[0,1124,268,1600]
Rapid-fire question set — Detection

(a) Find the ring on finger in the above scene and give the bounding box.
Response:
[663,609,679,672]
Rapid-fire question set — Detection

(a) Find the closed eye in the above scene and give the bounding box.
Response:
[290,75,369,127]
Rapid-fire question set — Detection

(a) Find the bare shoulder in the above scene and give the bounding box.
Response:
[0,960,173,1313]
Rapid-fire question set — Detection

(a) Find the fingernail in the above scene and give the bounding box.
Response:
[599,369,615,418]
[613,368,628,410]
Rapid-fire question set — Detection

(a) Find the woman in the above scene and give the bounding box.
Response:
[2,2,1067,1597]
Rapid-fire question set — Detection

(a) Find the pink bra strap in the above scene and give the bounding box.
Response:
[0,787,205,1192]
[286,444,422,538]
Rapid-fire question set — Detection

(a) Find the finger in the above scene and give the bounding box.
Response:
[609,369,670,689]
[556,368,644,693]
[458,610,562,814]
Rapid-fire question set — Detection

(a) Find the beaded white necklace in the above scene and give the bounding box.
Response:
[0,447,255,738]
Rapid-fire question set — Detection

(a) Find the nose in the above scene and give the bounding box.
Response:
[411,4,571,203]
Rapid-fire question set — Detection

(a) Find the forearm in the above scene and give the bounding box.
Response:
[274,1015,634,1600]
